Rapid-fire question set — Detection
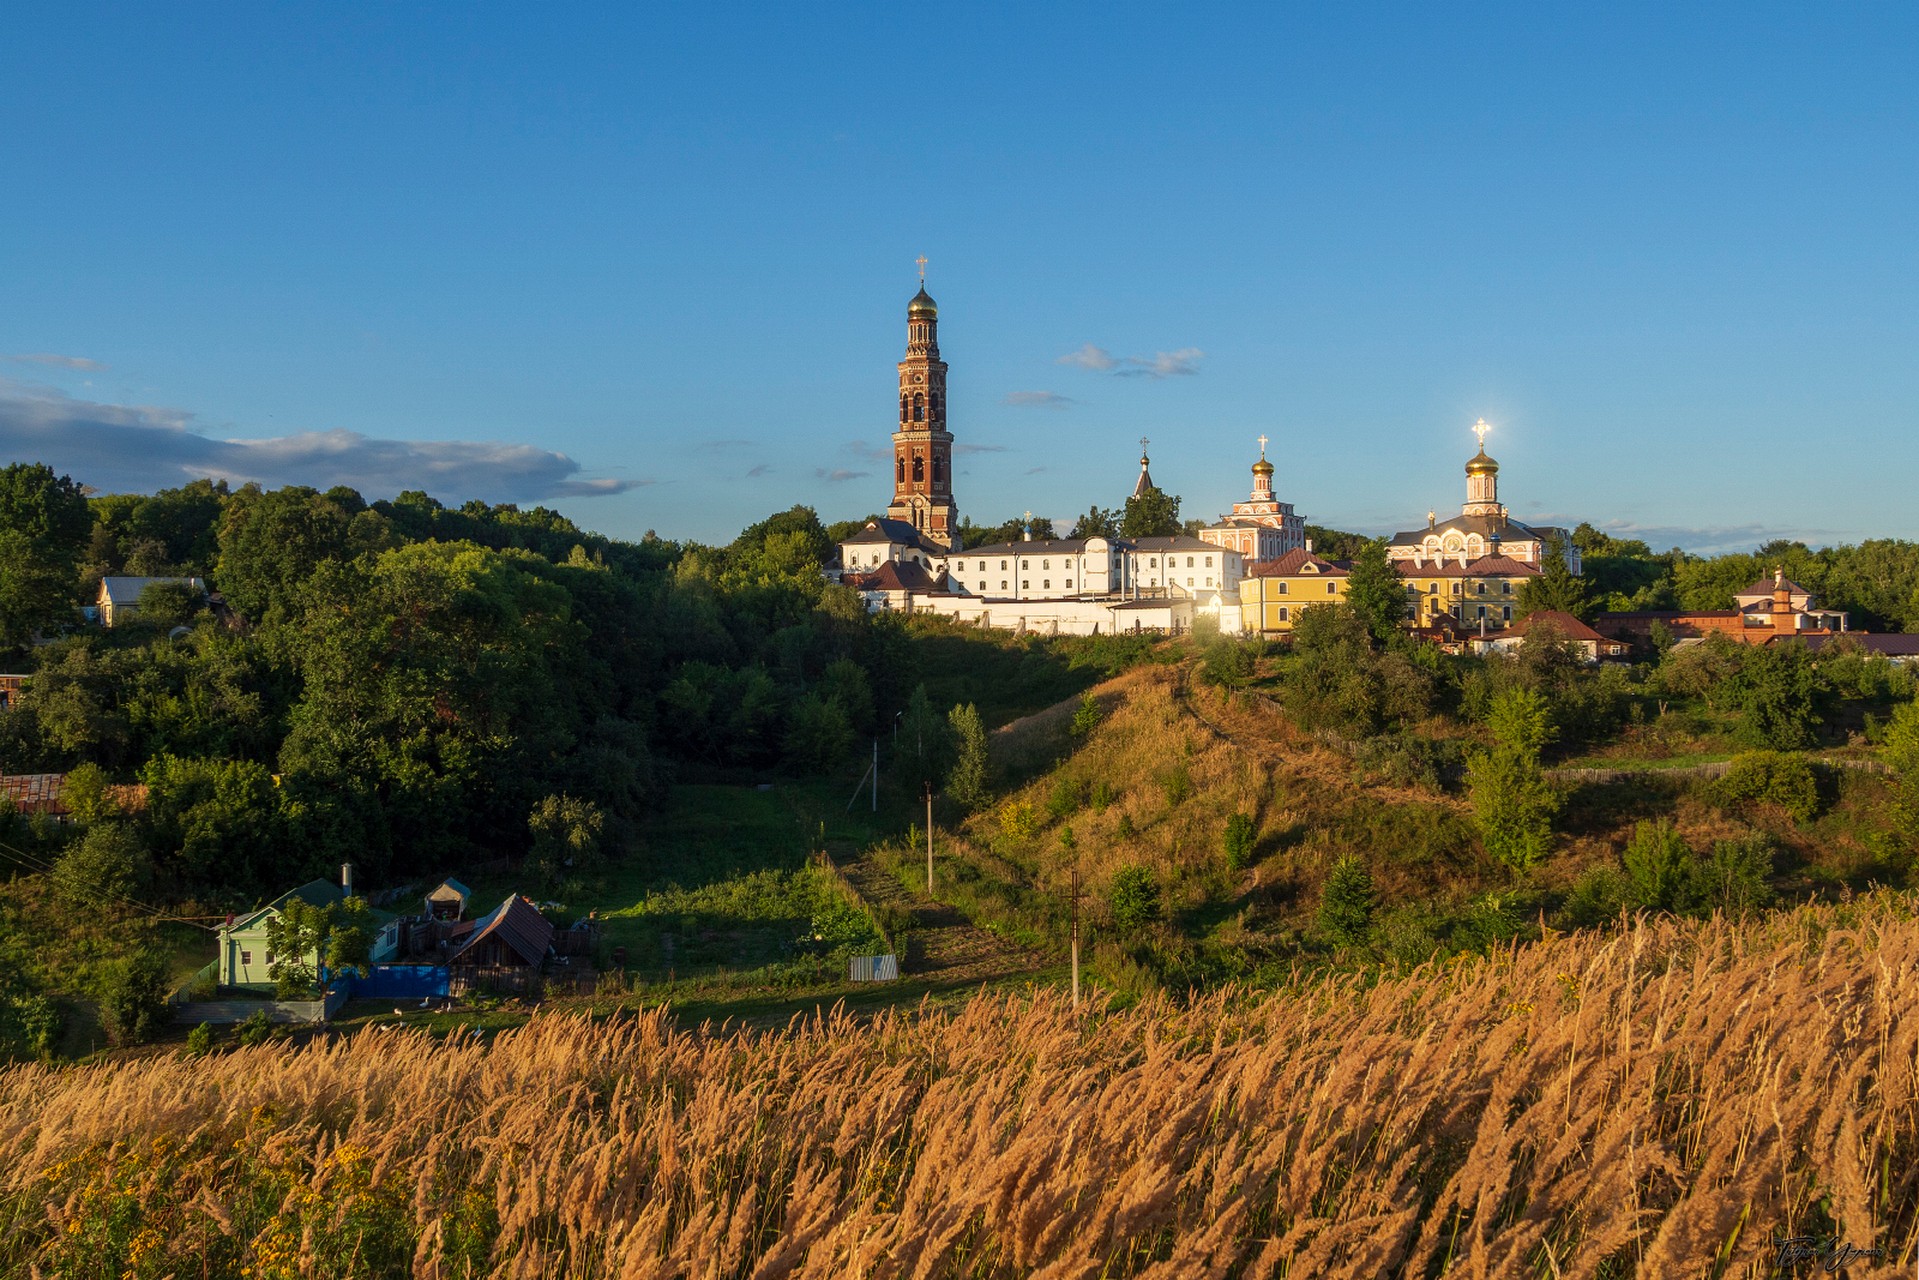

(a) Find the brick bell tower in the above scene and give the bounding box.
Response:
[886,260,958,547]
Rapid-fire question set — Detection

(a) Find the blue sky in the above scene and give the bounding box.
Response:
[2,4,1914,553]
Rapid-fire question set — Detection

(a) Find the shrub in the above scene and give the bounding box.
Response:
[1090,780,1115,812]
[1467,747,1558,875]
[50,822,152,915]
[1621,820,1694,913]
[1115,814,1135,840]
[236,1009,274,1047]
[945,703,989,808]
[1318,856,1375,947]
[1562,865,1628,929]
[185,1021,214,1057]
[1159,762,1192,807]
[1070,691,1102,738]
[1108,866,1160,934]
[1199,637,1253,688]
[1693,833,1777,915]
[1222,812,1257,872]
[1047,775,1085,820]
[97,950,171,1048]
[999,801,1040,844]
[1712,751,1820,823]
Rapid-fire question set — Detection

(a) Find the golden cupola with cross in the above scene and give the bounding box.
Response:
[886,257,959,548]
[1200,434,1306,565]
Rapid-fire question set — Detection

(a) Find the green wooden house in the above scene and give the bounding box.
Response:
[216,865,399,990]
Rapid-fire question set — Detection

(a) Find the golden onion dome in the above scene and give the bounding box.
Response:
[1252,458,1275,475]
[1465,448,1500,476]
[908,287,938,318]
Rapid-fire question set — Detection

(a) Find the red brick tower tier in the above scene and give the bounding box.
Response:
[886,278,958,547]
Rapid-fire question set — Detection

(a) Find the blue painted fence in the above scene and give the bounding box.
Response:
[334,965,451,1000]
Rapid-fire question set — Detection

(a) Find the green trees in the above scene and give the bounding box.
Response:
[1467,688,1559,875]
[1069,506,1122,539]
[214,484,356,622]
[527,794,607,891]
[263,899,330,999]
[1318,855,1375,946]
[897,685,950,784]
[0,463,92,648]
[51,824,152,914]
[1342,539,1407,645]
[1725,642,1821,749]
[1120,486,1182,540]
[1885,700,1919,836]
[1517,541,1591,620]
[945,702,989,808]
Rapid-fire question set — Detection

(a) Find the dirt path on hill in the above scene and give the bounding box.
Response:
[834,843,1039,986]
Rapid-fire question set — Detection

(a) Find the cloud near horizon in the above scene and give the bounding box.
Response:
[1056,343,1204,378]
[815,467,869,482]
[2,353,107,372]
[0,380,642,502]
[1003,390,1074,409]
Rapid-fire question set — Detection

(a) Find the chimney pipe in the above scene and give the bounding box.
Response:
[342,862,355,900]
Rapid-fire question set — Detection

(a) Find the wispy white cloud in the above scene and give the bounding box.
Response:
[815,467,869,483]
[746,463,772,478]
[0,380,641,501]
[1004,390,1074,409]
[953,443,1007,455]
[1057,343,1205,378]
[843,439,891,462]
[2,353,107,372]
[696,437,754,452]
[1056,343,1117,372]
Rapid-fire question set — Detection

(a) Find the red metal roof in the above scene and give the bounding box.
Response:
[0,774,67,816]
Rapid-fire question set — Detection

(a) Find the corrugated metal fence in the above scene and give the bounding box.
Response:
[849,954,899,983]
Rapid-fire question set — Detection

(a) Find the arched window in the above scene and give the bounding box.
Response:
[912,456,924,483]
[931,455,944,484]
[900,395,908,424]
[931,392,941,420]
[913,393,925,422]
[896,457,905,484]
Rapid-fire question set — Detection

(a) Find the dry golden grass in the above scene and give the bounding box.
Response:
[4,900,1917,1278]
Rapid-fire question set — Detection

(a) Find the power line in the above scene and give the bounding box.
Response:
[0,835,219,931]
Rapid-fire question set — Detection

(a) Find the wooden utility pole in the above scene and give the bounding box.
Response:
[923,780,935,895]
[1069,865,1083,1009]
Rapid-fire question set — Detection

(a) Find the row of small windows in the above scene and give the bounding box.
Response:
[1411,581,1516,595]
[895,455,946,484]
[898,391,944,423]
[1271,582,1339,596]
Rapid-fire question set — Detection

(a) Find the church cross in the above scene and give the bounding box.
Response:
[1257,433,1269,458]
[1473,418,1491,448]
[1139,436,1150,457]
[916,255,928,283]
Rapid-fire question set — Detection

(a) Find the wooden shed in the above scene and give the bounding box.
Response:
[424,878,472,921]
[449,895,553,969]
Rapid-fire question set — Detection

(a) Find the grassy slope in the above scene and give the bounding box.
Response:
[884,660,1912,989]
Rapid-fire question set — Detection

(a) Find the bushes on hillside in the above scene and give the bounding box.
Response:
[1318,856,1375,947]
[96,949,170,1047]
[1567,822,1776,925]
[1711,750,1821,821]
[1222,812,1257,872]
[945,703,989,808]
[1467,689,1560,875]
[1108,866,1161,934]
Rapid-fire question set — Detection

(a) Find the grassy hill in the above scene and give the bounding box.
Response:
[869,659,1915,994]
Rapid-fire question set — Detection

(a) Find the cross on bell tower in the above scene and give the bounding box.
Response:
[887,260,958,546]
